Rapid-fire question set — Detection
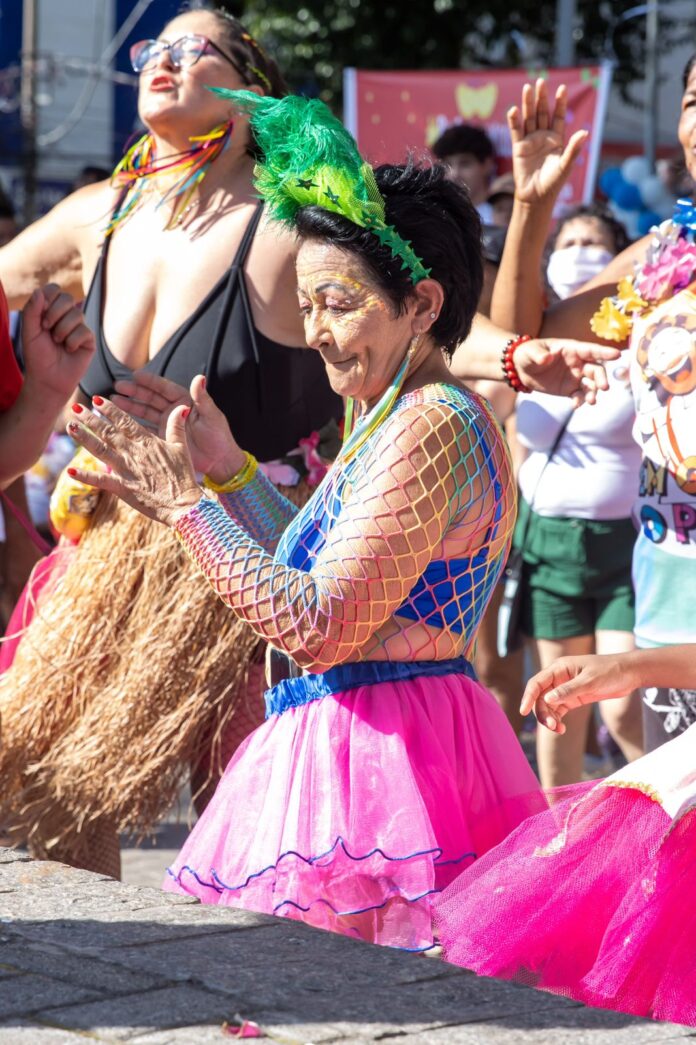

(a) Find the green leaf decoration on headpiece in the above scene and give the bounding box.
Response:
[209,88,431,284]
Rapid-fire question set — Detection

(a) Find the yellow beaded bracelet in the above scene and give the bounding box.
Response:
[202,451,258,493]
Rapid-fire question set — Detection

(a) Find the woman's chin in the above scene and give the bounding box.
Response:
[325,367,361,400]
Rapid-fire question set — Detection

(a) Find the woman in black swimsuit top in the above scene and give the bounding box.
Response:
[82,204,340,462]
[0,10,342,881]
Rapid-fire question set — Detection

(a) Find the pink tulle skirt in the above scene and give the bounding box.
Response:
[435,724,696,1025]
[164,659,544,951]
[0,543,73,672]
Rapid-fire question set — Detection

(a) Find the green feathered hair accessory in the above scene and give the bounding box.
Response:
[208,88,431,285]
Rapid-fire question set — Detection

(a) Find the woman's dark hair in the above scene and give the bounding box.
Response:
[294,162,483,358]
[551,202,630,256]
[179,2,288,98]
[684,53,696,88]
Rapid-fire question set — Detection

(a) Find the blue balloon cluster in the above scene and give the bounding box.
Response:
[599,157,674,240]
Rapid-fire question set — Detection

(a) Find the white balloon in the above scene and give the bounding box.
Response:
[639,174,669,210]
[622,155,652,186]
[608,202,634,228]
[655,195,676,220]
[624,212,642,239]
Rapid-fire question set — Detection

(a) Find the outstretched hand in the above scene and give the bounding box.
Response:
[112,371,244,481]
[508,80,588,208]
[22,284,95,401]
[515,338,621,405]
[66,396,202,527]
[520,654,641,733]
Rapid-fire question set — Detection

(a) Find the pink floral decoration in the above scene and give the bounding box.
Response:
[299,430,329,487]
[637,239,696,302]
[258,460,301,487]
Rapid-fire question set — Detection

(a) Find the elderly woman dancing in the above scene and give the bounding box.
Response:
[67,91,543,950]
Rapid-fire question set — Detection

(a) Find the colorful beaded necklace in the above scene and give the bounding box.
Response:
[104,120,234,235]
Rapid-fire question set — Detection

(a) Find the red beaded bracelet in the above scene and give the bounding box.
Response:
[500,334,532,392]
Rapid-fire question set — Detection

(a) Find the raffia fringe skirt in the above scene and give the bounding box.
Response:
[0,487,307,860]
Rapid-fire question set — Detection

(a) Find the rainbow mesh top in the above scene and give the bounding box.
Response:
[175,382,516,671]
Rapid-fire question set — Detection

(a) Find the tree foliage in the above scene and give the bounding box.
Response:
[215,0,693,110]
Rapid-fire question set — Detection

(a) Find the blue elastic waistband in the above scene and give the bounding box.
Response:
[264,656,477,718]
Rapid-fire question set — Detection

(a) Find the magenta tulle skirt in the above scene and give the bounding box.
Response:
[435,723,696,1024]
[164,657,544,951]
[0,544,72,672]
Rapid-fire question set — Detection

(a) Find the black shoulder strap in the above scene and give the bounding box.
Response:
[234,202,264,268]
[205,203,265,401]
[517,408,574,552]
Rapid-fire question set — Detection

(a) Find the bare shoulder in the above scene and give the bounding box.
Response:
[55,180,121,246]
[0,179,122,306]
[379,386,487,457]
[251,211,299,259]
[243,212,304,345]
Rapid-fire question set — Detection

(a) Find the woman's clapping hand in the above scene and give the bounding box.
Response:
[66,396,202,528]
[112,371,245,482]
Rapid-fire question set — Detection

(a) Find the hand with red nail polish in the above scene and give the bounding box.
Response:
[111,371,244,481]
[66,394,201,527]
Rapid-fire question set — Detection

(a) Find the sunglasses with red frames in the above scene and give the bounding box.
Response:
[130,33,247,80]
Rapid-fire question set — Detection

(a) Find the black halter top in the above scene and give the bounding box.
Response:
[80,204,341,462]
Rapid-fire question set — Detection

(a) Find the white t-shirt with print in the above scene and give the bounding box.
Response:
[629,284,696,647]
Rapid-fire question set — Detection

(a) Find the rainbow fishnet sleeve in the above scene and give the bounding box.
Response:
[216,471,298,554]
[175,397,512,671]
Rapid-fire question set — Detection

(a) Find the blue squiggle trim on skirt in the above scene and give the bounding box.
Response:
[165,834,477,950]
[265,655,477,717]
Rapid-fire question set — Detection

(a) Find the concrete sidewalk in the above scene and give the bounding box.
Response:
[0,847,693,1044]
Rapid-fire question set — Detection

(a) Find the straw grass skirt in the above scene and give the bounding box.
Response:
[0,485,309,873]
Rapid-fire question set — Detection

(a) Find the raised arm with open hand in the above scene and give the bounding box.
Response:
[490,81,598,339]
[509,80,588,208]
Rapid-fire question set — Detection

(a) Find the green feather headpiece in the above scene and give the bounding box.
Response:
[209,88,431,285]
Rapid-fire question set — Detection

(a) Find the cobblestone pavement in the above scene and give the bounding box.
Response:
[0,847,694,1044]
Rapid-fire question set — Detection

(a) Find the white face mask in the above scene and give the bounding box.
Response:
[547,244,614,300]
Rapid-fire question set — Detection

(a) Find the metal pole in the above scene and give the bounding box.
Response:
[644,0,659,171]
[20,0,38,225]
[555,0,577,67]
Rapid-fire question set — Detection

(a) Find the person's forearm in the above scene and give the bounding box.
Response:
[0,381,66,488]
[628,646,696,692]
[216,469,298,554]
[490,200,553,337]
[449,314,513,381]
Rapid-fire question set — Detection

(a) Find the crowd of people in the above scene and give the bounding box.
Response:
[0,0,695,1029]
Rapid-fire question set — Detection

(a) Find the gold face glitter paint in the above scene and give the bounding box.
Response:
[296,241,413,406]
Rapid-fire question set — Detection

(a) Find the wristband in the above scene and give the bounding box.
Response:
[501,334,532,393]
[203,451,258,493]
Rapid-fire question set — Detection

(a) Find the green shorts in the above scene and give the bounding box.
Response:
[515,498,636,640]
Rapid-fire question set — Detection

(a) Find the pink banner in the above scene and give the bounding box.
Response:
[344,65,612,209]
